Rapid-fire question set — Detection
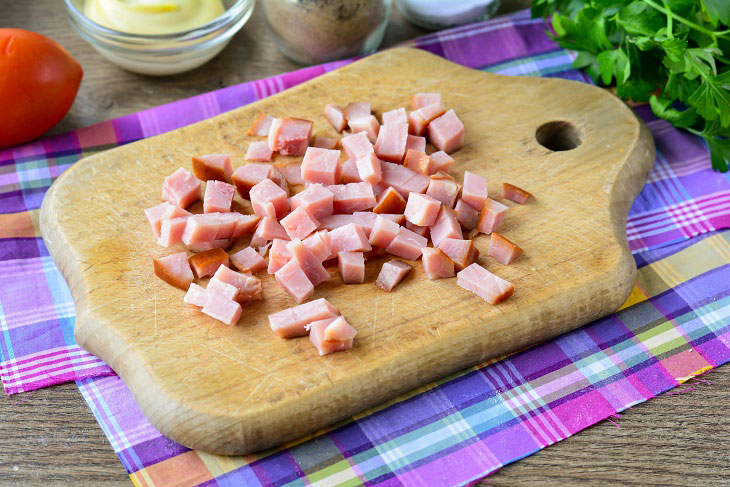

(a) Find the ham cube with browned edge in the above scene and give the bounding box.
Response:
[348,115,380,143]
[375,260,411,291]
[229,247,266,274]
[153,252,193,290]
[232,163,286,199]
[382,107,407,125]
[462,171,487,210]
[250,217,289,247]
[438,238,479,271]
[249,178,289,219]
[343,101,370,121]
[429,151,455,174]
[201,293,242,325]
[290,183,334,220]
[303,230,332,262]
[403,150,436,175]
[301,147,341,186]
[339,159,361,184]
[309,316,357,355]
[268,238,292,274]
[488,232,523,265]
[429,206,463,246]
[245,141,274,162]
[328,223,372,254]
[502,183,532,204]
[184,283,208,307]
[478,198,509,234]
[337,251,365,284]
[247,113,274,136]
[186,239,232,253]
[213,265,262,302]
[373,186,407,214]
[269,298,340,338]
[386,226,428,260]
[324,104,346,132]
[269,117,313,156]
[457,263,514,304]
[454,199,480,231]
[288,239,331,286]
[275,258,314,304]
[280,207,320,240]
[421,247,455,280]
[327,182,376,214]
[405,192,441,227]
[369,215,400,248]
[312,136,339,150]
[411,92,441,111]
[145,202,191,238]
[374,122,409,163]
[192,154,233,182]
[188,248,229,279]
[203,180,235,214]
[428,109,464,153]
[408,103,446,137]
[161,167,201,209]
[355,153,382,185]
[341,131,374,161]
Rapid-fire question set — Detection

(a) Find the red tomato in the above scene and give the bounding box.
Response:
[0,29,83,149]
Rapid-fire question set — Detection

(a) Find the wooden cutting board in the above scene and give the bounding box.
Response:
[40,47,655,455]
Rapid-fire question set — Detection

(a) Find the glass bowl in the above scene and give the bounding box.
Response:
[65,0,254,76]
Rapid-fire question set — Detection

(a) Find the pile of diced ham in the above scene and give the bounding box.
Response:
[147,92,532,356]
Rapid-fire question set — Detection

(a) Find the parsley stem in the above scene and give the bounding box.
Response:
[662,0,673,38]
[642,0,730,41]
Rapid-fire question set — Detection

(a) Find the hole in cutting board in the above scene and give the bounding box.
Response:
[535,121,582,151]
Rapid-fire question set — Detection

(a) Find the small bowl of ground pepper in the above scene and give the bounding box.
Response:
[262,0,392,65]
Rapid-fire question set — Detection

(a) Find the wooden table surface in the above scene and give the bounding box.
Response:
[1,1,728,485]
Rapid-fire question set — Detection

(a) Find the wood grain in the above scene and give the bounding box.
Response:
[3,0,728,484]
[40,47,653,455]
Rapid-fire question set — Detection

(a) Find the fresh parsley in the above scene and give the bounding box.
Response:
[532,0,730,171]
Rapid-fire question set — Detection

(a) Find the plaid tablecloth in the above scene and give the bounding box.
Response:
[1,9,729,486]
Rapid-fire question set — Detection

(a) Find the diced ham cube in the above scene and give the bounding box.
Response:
[290,183,334,220]
[382,107,407,125]
[404,192,441,227]
[429,206,463,246]
[438,238,479,271]
[429,151,455,174]
[275,162,304,186]
[201,293,242,325]
[488,232,523,265]
[232,163,286,199]
[188,248,229,279]
[213,265,262,302]
[312,136,339,150]
[184,283,208,307]
[275,258,314,304]
[428,109,464,153]
[268,238,292,274]
[374,122,409,163]
[303,230,332,262]
[327,182,376,214]
[280,207,319,240]
[406,135,426,153]
[341,132,374,161]
[186,238,232,253]
[182,214,219,245]
[369,215,400,248]
[337,251,364,284]
[373,186,407,214]
[268,298,340,338]
[383,213,406,225]
[408,103,447,137]
[300,147,341,186]
[381,161,430,198]
[323,315,358,342]
[343,102,370,121]
[457,263,514,304]
[405,222,429,237]
[245,141,274,162]
[386,226,428,260]
[328,223,372,254]
[502,183,532,204]
[454,199,480,230]
[249,178,289,219]
[403,150,438,175]
[207,278,239,301]
[478,198,509,234]
[153,251,193,290]
[269,117,313,156]
[324,104,346,132]
[161,167,201,209]
[231,213,260,237]
[462,171,488,209]
[411,92,441,111]
[421,247,455,280]
[309,318,355,355]
[146,203,191,238]
[192,154,233,182]
[209,212,237,239]
[203,180,235,214]
[375,260,411,291]
[348,115,380,143]
[339,159,361,183]
[431,171,455,181]
[229,247,267,274]
[355,153,382,185]
[247,113,274,136]
[251,217,289,247]
[426,178,460,209]
[288,238,331,286]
